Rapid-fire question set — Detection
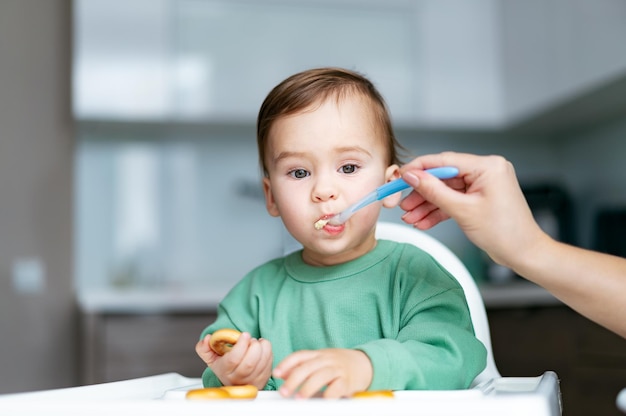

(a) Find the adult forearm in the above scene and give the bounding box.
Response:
[512,236,626,339]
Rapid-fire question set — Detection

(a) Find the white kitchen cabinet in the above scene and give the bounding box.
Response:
[74,0,419,124]
[73,0,626,129]
[500,0,626,125]
[73,0,172,120]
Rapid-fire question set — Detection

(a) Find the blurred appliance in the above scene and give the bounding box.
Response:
[485,183,575,284]
[523,183,576,245]
[593,208,626,258]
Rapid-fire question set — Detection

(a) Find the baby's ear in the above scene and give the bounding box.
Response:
[382,164,402,208]
[262,177,281,217]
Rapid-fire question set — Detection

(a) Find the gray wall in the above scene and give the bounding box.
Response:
[0,0,76,393]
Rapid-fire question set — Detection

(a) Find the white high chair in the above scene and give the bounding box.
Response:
[375,221,500,386]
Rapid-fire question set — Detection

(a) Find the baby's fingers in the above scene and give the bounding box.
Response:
[273,350,315,379]
[274,350,320,397]
[195,334,219,365]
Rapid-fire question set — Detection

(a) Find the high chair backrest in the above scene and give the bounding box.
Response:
[375,221,500,386]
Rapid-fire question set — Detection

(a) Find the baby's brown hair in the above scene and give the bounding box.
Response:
[257,67,405,177]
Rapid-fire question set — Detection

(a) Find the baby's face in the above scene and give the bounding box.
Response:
[262,94,399,266]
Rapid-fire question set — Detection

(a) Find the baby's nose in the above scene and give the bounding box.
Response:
[312,180,338,202]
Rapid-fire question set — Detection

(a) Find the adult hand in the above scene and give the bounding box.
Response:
[400,151,626,340]
[399,152,547,269]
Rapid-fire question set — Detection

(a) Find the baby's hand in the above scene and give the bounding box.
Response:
[195,332,273,389]
[273,349,373,399]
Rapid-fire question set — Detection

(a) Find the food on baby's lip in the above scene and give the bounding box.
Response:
[185,385,258,400]
[314,218,329,230]
[351,390,395,399]
[209,328,241,355]
[314,214,337,230]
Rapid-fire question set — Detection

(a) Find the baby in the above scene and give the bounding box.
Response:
[195,67,486,398]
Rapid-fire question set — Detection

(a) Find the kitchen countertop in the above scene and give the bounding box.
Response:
[77,280,561,314]
[478,280,561,308]
[77,288,225,314]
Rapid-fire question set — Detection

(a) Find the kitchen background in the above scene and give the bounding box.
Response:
[1,0,626,414]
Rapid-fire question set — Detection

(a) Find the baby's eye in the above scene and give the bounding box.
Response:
[340,164,359,174]
[289,168,310,179]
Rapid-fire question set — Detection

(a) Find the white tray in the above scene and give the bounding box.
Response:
[0,371,562,416]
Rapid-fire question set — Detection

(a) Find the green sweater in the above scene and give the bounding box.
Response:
[201,240,486,391]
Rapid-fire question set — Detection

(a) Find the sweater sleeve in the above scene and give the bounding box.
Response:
[356,288,487,391]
